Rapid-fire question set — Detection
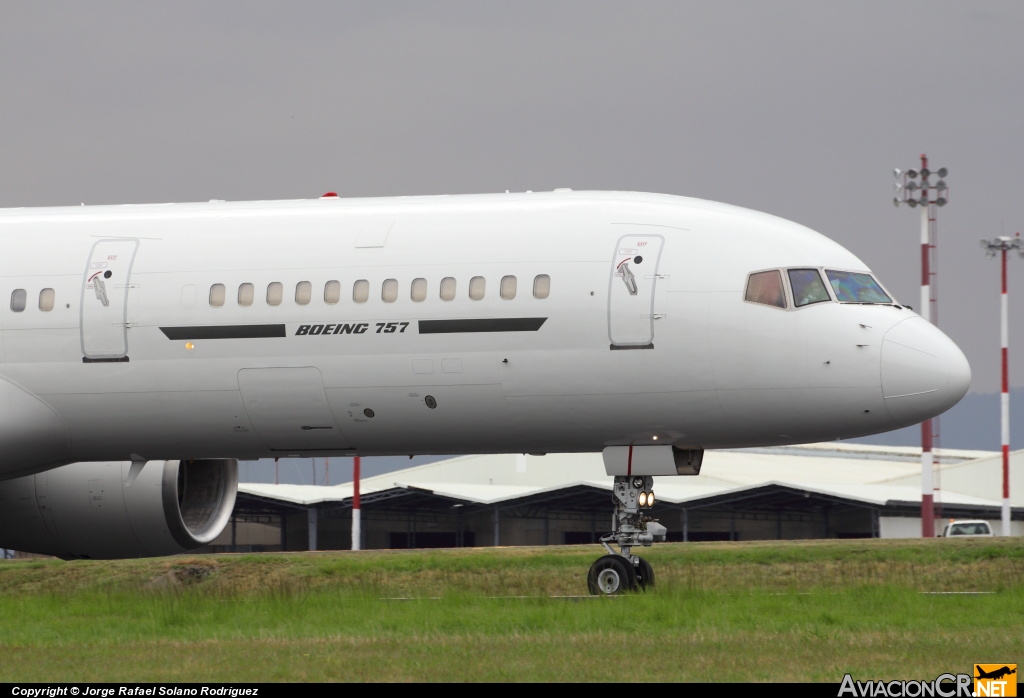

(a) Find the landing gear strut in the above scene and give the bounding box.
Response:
[587,474,665,595]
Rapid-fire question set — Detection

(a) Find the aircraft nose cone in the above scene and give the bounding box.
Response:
[881,317,971,428]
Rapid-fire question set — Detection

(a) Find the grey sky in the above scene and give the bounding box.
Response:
[2,1,1023,403]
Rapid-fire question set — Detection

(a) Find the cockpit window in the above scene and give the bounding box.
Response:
[745,270,787,309]
[788,269,831,307]
[825,270,892,304]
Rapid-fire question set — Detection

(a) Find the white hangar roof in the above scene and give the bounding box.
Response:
[237,442,1017,513]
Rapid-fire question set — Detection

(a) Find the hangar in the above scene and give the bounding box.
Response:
[206,443,1024,553]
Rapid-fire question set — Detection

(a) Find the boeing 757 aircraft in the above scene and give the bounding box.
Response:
[0,190,970,593]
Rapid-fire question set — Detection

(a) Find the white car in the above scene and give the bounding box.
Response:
[940,520,994,537]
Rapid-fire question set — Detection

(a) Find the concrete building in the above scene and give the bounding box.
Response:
[207,443,1024,552]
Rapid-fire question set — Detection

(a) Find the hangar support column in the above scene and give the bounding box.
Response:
[308,508,318,552]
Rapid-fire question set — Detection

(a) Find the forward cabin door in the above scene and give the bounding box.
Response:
[608,233,665,349]
[80,239,139,362]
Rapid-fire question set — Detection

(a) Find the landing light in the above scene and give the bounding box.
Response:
[648,491,656,507]
[638,492,648,507]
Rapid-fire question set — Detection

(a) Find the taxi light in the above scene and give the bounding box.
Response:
[638,492,648,507]
[648,491,656,507]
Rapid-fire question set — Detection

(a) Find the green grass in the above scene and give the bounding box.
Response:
[1,539,1022,682]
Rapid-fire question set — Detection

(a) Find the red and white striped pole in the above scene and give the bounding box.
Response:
[894,155,949,538]
[981,233,1022,536]
[1001,245,1010,536]
[918,156,935,537]
[352,455,362,550]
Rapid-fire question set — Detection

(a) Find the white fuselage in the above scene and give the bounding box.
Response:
[0,191,970,479]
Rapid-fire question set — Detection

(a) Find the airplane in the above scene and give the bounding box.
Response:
[0,189,970,594]
[975,666,1016,681]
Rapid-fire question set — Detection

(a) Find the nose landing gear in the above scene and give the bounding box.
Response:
[587,474,665,595]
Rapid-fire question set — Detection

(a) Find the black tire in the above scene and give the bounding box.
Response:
[587,554,638,595]
[635,556,655,590]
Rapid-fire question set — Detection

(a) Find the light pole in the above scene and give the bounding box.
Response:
[980,233,1023,536]
[894,155,949,537]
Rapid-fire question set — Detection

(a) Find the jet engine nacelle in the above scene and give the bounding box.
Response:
[0,459,237,559]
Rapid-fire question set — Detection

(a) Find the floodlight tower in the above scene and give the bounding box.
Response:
[893,155,949,537]
[979,233,1023,536]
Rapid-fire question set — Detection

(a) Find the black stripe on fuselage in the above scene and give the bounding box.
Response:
[418,317,547,334]
[160,324,287,340]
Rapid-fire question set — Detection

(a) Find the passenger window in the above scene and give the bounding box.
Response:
[295,281,312,305]
[745,270,787,309]
[209,284,226,307]
[500,275,517,300]
[382,279,398,303]
[39,288,55,312]
[238,283,254,307]
[533,274,550,299]
[469,276,485,300]
[788,269,831,307]
[411,278,427,302]
[324,280,341,304]
[267,282,283,306]
[353,280,369,303]
[440,277,456,301]
[825,270,892,304]
[10,289,26,313]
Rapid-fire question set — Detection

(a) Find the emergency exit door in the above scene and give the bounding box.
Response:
[81,239,139,361]
[608,233,665,348]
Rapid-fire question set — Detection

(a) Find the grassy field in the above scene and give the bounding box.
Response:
[0,538,1022,682]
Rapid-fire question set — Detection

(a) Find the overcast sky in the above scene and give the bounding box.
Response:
[2,1,1022,403]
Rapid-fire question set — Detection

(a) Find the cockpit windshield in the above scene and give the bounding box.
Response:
[788,269,831,307]
[825,270,892,304]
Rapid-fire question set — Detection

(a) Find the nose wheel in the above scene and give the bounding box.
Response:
[587,554,637,595]
[635,556,655,589]
[588,474,664,595]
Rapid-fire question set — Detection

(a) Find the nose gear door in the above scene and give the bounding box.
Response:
[81,239,139,362]
[608,233,664,349]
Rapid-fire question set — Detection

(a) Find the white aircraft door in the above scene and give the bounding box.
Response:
[608,233,665,348]
[238,367,352,451]
[81,239,139,361]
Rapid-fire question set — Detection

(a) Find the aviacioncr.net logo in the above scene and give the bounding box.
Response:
[974,665,1017,697]
[838,673,973,697]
